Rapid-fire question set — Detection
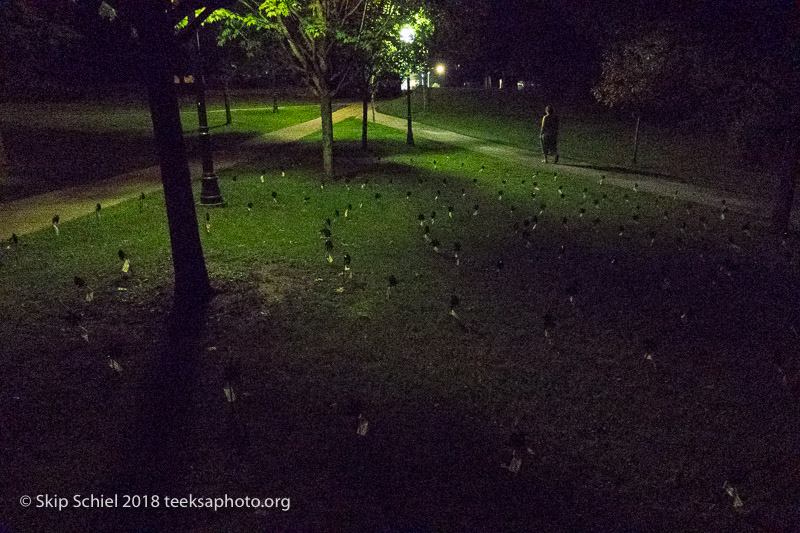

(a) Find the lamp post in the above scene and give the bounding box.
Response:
[400,25,415,146]
[192,16,224,206]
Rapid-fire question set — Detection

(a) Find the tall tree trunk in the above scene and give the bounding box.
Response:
[223,81,232,125]
[422,70,428,112]
[370,74,377,123]
[774,9,800,236]
[362,77,369,151]
[139,11,211,305]
[320,88,334,178]
[772,134,798,235]
[272,70,278,114]
[0,130,8,185]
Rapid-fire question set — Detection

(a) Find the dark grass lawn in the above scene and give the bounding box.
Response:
[0,99,329,202]
[1,118,799,532]
[378,89,783,199]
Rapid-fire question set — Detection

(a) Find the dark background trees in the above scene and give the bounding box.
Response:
[588,0,797,232]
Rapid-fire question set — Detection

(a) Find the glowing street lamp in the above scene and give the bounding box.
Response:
[400,25,415,145]
[435,63,445,75]
[400,25,416,44]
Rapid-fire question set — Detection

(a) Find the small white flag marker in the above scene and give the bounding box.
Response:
[502,452,522,474]
[723,481,744,508]
[223,383,236,402]
[108,357,122,373]
[357,414,369,436]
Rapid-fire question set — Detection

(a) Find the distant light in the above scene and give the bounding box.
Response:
[400,26,415,43]
[402,76,420,90]
[435,64,445,74]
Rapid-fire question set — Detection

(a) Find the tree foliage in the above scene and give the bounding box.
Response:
[208,0,426,176]
[211,1,377,96]
[593,5,795,131]
[592,1,798,233]
[0,1,89,96]
[592,25,691,114]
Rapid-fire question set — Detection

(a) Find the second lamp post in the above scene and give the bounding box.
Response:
[400,25,415,146]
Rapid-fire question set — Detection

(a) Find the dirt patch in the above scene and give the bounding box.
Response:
[257,263,314,304]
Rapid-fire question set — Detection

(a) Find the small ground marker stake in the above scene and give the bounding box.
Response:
[450,295,460,319]
[356,414,369,436]
[223,382,236,403]
[119,250,130,280]
[108,356,122,374]
[502,450,523,474]
[723,481,743,508]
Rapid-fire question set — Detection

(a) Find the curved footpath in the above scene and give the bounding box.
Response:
[0,102,774,239]
[0,104,361,238]
[370,112,764,217]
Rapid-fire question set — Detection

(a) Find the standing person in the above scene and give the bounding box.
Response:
[540,105,559,164]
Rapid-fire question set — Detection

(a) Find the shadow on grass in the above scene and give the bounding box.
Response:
[227,137,463,184]
[1,126,158,201]
[112,300,211,531]
[1,124,258,202]
[562,161,686,182]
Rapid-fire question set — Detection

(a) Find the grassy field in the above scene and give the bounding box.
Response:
[0,95,333,202]
[1,118,799,531]
[378,89,783,199]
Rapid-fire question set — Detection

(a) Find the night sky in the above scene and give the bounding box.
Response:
[3,0,796,99]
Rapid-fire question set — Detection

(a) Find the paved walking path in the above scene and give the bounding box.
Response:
[0,105,362,238]
[1,102,770,240]
[369,112,763,217]
[243,104,362,145]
